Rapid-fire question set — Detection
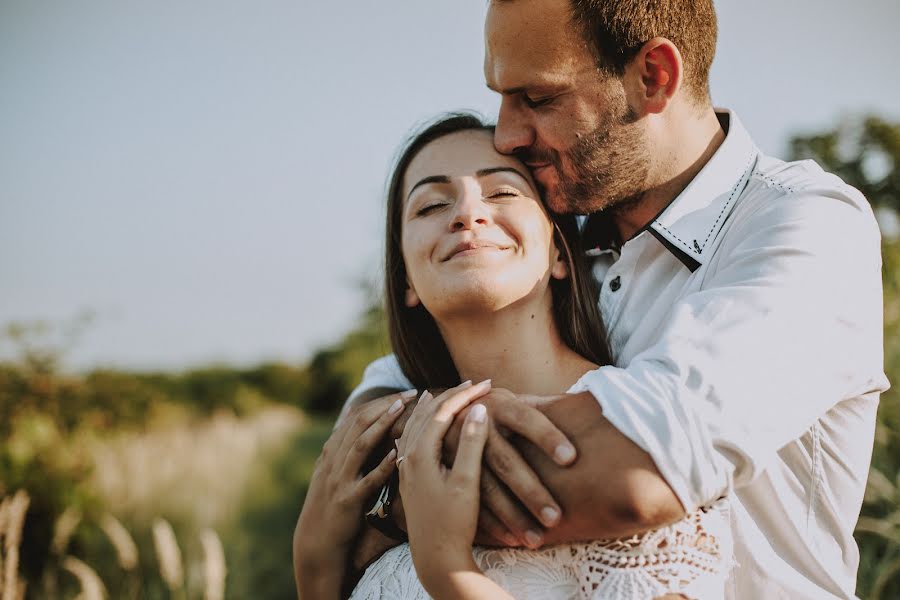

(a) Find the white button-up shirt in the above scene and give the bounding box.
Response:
[346,110,888,599]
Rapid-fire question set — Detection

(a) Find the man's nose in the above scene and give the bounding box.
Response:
[495,98,534,155]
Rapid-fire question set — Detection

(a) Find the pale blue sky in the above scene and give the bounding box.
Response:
[2,0,898,371]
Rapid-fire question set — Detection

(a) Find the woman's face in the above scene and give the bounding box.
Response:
[401,129,567,318]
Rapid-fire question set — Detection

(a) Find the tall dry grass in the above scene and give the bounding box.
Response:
[0,490,29,600]
[200,529,226,600]
[90,406,305,528]
[61,556,106,600]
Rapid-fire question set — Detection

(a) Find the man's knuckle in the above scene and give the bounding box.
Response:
[480,475,500,495]
[489,450,514,475]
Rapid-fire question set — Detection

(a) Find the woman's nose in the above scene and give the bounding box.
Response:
[450,186,491,231]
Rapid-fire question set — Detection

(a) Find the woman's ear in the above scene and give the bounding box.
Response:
[551,244,569,280]
[405,284,421,308]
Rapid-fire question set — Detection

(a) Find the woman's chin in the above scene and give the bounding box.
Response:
[424,282,536,318]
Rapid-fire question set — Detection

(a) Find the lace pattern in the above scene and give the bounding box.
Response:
[351,500,731,599]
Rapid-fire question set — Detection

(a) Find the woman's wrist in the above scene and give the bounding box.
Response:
[295,554,345,600]
[414,546,480,590]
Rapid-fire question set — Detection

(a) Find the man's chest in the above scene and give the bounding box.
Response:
[590,235,704,366]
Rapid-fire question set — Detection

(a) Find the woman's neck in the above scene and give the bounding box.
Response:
[436,294,597,395]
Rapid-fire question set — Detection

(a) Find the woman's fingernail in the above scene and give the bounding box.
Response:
[468,404,487,423]
[478,378,492,388]
[419,390,432,402]
[459,380,473,388]
[524,530,543,548]
[501,532,519,547]
[387,448,397,461]
[541,506,560,525]
[394,438,400,450]
[554,443,576,464]
[400,389,418,400]
[388,398,404,415]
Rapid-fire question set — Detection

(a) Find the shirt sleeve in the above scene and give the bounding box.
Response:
[570,186,889,513]
[336,354,413,425]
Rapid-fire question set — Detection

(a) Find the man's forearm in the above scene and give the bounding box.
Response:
[518,392,685,543]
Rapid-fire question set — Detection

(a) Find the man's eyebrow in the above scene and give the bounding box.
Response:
[486,82,526,96]
[407,175,451,199]
[477,166,530,181]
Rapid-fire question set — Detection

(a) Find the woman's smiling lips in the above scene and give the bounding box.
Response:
[443,240,510,261]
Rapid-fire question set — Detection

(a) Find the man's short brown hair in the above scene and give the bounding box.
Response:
[569,0,717,102]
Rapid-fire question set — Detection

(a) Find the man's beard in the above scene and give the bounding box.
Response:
[522,102,650,216]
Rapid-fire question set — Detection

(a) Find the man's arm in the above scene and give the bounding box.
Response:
[470,187,887,544]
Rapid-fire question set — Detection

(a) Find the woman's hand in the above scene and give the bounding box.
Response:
[397,380,513,599]
[293,393,409,599]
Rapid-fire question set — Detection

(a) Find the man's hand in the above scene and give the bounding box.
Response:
[443,388,578,548]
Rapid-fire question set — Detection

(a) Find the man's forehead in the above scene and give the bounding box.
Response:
[484,0,588,92]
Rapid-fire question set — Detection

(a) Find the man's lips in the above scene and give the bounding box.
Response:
[526,162,553,178]
[443,240,509,261]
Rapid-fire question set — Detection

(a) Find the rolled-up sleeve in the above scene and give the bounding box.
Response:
[571,189,888,513]
[337,354,413,424]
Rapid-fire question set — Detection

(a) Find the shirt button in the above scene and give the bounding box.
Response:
[609,276,621,292]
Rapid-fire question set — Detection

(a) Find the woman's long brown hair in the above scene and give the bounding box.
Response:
[384,113,611,391]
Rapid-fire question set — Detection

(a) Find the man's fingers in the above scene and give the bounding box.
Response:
[448,404,489,486]
[485,428,562,532]
[491,400,577,466]
[476,508,519,548]
[479,468,540,547]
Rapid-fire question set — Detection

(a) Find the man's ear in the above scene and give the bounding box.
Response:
[625,37,683,115]
[405,284,420,308]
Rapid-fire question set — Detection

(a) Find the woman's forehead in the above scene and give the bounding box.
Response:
[403,130,531,193]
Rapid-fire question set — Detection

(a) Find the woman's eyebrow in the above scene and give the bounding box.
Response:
[407,175,451,199]
[477,166,530,182]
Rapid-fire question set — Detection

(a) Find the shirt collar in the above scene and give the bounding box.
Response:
[583,109,759,271]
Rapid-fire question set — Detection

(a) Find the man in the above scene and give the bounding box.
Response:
[342,0,887,597]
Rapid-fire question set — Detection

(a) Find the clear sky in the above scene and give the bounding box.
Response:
[2,0,899,371]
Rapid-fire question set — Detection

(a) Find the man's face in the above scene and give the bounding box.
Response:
[484,0,651,215]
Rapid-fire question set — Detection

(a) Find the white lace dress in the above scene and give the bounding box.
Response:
[350,500,731,599]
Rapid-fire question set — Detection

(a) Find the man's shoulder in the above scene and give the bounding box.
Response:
[748,153,867,207]
[705,151,882,268]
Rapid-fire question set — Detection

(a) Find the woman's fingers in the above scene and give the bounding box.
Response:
[398,379,476,458]
[417,380,491,455]
[356,448,399,499]
[448,404,489,486]
[339,395,408,481]
[334,394,401,465]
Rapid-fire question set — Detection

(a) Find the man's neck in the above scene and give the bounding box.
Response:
[613,107,726,241]
[436,294,597,395]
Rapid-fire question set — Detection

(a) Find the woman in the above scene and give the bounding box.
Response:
[294,114,730,599]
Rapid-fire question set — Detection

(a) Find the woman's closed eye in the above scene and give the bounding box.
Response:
[415,201,449,217]
[486,187,524,201]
